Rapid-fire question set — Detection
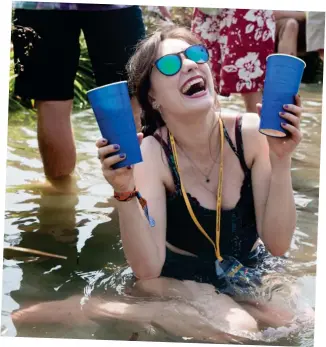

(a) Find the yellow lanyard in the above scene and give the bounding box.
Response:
[169,117,224,262]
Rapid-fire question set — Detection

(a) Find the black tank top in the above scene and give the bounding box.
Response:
[153,115,259,263]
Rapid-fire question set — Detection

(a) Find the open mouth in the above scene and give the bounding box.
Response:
[181,77,207,97]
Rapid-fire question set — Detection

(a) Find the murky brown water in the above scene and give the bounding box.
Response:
[1,84,322,345]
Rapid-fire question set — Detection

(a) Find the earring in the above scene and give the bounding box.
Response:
[152,101,160,110]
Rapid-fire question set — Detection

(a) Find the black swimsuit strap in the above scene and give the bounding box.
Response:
[152,133,180,188]
[235,116,250,174]
[222,115,249,174]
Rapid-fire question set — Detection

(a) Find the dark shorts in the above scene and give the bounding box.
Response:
[12,6,145,100]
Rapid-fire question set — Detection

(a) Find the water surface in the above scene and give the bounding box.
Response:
[1,85,322,345]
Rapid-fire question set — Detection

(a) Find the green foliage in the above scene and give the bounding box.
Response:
[8,49,26,113]
[73,34,95,110]
[141,6,193,35]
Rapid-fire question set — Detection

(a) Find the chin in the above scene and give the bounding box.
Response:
[184,93,215,115]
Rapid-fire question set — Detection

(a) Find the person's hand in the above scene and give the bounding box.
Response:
[257,94,303,161]
[96,133,144,193]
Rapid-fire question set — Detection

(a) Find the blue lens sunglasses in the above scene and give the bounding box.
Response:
[153,44,210,77]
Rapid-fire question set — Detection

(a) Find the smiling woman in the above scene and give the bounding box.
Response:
[94,25,313,335]
[11,25,314,342]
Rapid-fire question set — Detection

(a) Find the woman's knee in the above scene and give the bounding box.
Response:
[218,294,259,334]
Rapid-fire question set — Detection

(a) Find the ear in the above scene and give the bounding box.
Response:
[148,93,159,108]
[148,94,155,103]
[148,84,160,109]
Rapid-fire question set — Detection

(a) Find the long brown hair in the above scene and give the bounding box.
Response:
[127,25,206,137]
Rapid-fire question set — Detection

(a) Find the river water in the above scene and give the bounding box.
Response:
[1,84,322,345]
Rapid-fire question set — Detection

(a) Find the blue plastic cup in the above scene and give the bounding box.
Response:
[259,54,306,137]
[87,81,142,169]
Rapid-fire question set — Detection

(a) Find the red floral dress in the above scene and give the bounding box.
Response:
[191,9,276,96]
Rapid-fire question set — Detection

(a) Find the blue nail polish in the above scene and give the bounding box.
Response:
[284,104,288,109]
[120,153,126,158]
[114,144,120,150]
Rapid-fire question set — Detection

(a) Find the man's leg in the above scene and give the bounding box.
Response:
[12,9,81,179]
[82,6,146,132]
[36,100,76,178]
[242,91,262,113]
[276,18,299,56]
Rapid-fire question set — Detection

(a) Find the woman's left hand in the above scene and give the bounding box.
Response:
[257,94,303,160]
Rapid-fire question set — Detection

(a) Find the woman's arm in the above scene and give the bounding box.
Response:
[115,136,167,279]
[243,110,299,256]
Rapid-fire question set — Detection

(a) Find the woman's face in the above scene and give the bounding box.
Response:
[149,38,215,119]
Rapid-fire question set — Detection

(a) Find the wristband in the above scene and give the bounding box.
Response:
[114,188,155,227]
[114,187,138,202]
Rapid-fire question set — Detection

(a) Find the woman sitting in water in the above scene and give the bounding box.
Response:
[12,26,313,342]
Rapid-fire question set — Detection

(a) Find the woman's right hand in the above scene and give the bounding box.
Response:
[96,133,144,193]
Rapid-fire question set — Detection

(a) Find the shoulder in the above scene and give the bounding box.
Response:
[221,112,261,137]
[241,112,266,140]
[241,112,269,163]
[221,112,260,128]
[141,127,165,149]
[141,127,168,157]
[222,112,268,167]
[134,135,164,186]
[137,128,171,181]
[241,112,261,131]
[141,134,161,150]
[140,135,163,165]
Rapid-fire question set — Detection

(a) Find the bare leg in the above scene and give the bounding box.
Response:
[37,100,76,180]
[242,91,262,113]
[133,277,314,330]
[11,296,93,328]
[130,278,259,339]
[278,18,299,56]
[12,278,312,342]
[11,281,259,343]
[87,296,251,343]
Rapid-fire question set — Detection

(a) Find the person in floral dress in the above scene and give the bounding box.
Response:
[191,9,276,112]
